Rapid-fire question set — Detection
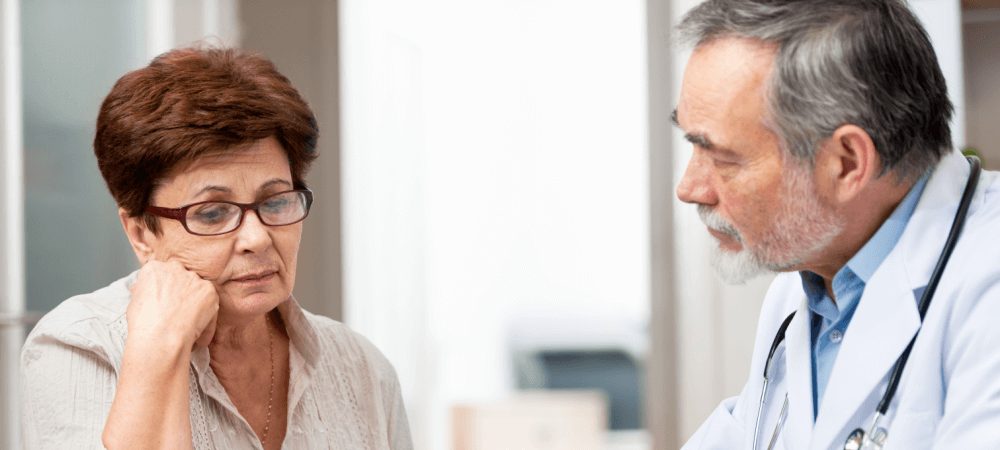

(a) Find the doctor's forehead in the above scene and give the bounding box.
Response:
[676,41,778,148]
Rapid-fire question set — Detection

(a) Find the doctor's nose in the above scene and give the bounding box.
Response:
[676,154,717,206]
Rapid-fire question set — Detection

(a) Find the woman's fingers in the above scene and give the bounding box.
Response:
[129,260,220,350]
[195,312,218,348]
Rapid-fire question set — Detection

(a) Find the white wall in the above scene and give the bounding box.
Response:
[340,1,649,448]
[910,0,966,149]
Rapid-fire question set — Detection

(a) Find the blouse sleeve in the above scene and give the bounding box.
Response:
[349,328,413,450]
[21,333,115,450]
[382,363,412,450]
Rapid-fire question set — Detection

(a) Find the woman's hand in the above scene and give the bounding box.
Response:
[104,260,218,450]
[127,259,219,350]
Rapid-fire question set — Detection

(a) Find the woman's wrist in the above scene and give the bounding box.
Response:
[106,331,194,450]
[123,326,193,371]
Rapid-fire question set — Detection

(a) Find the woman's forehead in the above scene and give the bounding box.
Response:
[156,137,292,202]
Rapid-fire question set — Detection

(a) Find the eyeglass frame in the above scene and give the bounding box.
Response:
[144,188,314,236]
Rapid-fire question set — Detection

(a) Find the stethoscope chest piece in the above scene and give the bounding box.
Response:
[844,429,864,450]
[843,426,888,450]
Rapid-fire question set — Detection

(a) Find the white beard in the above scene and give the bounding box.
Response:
[698,161,845,285]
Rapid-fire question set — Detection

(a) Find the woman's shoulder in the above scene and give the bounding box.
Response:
[22,271,135,366]
[297,309,399,379]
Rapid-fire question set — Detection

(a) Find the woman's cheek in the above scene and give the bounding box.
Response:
[171,245,230,281]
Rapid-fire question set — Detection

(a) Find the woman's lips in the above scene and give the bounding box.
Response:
[230,271,276,286]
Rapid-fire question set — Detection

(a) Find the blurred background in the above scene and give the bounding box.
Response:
[1,0,997,449]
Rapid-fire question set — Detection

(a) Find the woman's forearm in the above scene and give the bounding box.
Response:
[103,336,194,450]
[102,261,219,449]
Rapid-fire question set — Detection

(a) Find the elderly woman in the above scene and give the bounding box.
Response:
[20,48,411,450]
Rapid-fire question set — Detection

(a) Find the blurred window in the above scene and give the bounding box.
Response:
[21,0,146,314]
[526,350,643,431]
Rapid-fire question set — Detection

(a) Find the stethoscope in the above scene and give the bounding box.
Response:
[752,155,982,450]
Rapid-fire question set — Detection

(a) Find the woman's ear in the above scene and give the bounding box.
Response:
[119,208,154,264]
[814,124,880,204]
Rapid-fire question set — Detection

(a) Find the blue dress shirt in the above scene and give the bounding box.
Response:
[800,171,930,419]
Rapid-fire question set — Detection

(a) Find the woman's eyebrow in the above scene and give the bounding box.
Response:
[259,178,293,190]
[189,178,292,199]
[191,185,231,198]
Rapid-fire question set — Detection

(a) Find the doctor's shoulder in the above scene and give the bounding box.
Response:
[912,178,1000,445]
[916,166,1000,360]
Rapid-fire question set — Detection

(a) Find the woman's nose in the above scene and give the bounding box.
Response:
[235,210,273,253]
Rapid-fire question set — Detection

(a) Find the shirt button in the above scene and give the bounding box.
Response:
[829,329,843,343]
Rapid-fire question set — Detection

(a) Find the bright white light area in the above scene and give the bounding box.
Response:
[1,0,24,447]
[146,0,174,59]
[341,1,649,448]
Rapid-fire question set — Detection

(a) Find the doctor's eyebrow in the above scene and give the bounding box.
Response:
[671,108,718,151]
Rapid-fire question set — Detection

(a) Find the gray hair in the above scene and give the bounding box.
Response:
[677,0,953,183]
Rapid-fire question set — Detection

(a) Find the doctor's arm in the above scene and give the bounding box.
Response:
[933,275,1000,448]
[681,383,751,449]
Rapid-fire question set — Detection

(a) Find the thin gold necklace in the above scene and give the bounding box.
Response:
[261,314,275,447]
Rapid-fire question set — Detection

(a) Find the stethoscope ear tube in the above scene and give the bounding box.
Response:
[754,311,797,450]
[876,155,981,416]
[916,155,981,320]
[764,312,798,378]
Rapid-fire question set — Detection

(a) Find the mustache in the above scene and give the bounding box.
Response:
[697,204,744,245]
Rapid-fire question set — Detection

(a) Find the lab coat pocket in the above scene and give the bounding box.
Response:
[882,410,937,450]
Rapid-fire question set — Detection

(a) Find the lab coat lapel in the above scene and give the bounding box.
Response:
[782,295,815,450]
[810,251,920,449]
[899,150,976,287]
[810,150,973,450]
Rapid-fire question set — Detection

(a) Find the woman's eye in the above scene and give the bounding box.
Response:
[261,196,290,212]
[191,204,233,224]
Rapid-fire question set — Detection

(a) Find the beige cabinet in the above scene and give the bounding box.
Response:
[963,3,1000,170]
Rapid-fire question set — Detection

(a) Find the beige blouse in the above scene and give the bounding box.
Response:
[20,271,412,450]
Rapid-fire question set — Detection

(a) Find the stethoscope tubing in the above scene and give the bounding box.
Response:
[877,155,981,416]
[753,312,797,450]
[751,155,982,450]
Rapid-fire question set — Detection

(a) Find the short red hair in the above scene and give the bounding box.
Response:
[94,47,318,233]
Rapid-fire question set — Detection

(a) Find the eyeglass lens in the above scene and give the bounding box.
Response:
[186,191,309,235]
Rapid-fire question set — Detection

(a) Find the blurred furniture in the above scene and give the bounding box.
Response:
[509,316,647,431]
[453,391,606,450]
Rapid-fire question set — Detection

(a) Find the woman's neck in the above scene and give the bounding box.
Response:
[210,311,274,357]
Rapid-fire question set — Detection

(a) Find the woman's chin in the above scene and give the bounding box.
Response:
[218,290,289,317]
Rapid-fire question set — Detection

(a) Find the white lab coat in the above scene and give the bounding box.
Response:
[682,149,1000,450]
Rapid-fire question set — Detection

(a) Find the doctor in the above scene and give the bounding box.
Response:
[674,1,1000,449]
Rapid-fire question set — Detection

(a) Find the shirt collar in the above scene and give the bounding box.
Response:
[277,296,321,367]
[799,170,930,311]
[845,170,930,283]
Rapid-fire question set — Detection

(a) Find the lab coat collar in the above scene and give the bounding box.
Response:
[899,150,981,288]
[808,150,978,450]
[809,249,921,449]
[783,294,816,450]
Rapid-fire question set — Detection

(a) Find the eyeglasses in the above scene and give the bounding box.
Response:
[145,189,313,236]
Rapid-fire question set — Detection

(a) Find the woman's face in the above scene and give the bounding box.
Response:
[132,137,303,318]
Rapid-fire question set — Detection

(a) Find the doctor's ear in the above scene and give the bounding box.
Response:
[815,124,880,204]
[119,208,155,265]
